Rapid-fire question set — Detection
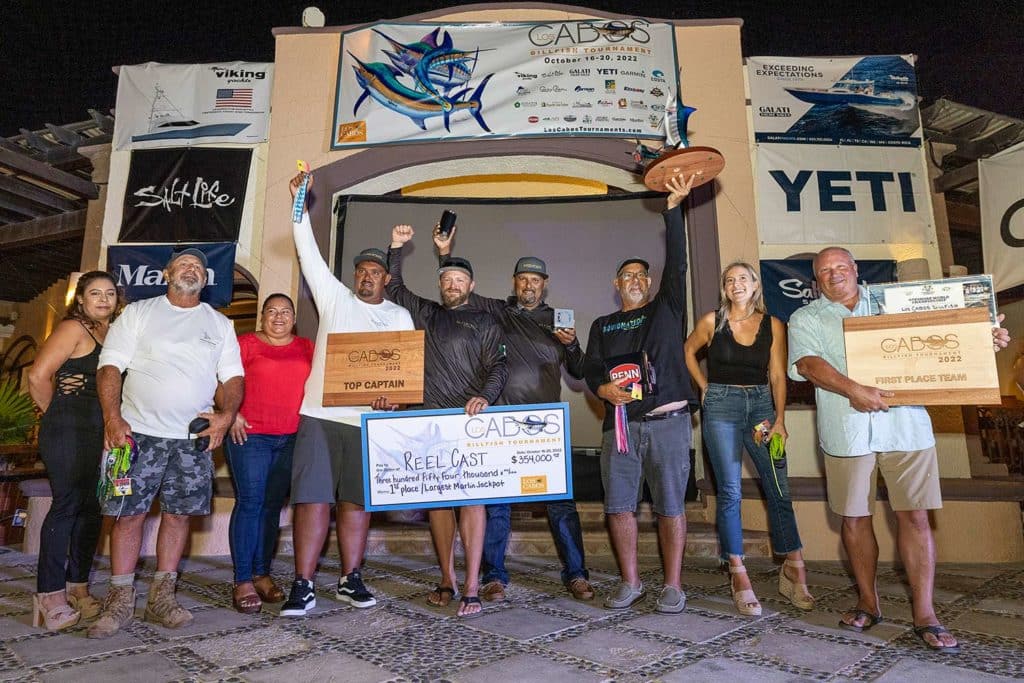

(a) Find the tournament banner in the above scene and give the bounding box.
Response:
[107,242,236,308]
[361,403,572,512]
[332,20,678,148]
[760,259,895,322]
[748,55,920,146]
[119,148,252,243]
[755,143,931,244]
[113,62,273,150]
[979,140,1024,292]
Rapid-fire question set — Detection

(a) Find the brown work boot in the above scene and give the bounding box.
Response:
[568,577,595,601]
[87,585,136,639]
[144,574,193,629]
[479,580,506,602]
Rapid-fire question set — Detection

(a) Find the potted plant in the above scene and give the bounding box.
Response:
[0,378,36,447]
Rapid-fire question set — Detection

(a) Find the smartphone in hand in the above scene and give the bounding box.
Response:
[439,210,457,236]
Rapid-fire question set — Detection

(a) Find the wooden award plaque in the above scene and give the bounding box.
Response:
[642,146,725,191]
[323,330,425,406]
[843,307,1000,406]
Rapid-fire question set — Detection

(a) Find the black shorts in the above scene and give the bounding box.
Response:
[290,416,364,505]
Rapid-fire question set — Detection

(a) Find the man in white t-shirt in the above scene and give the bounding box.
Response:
[89,248,244,639]
[279,174,415,617]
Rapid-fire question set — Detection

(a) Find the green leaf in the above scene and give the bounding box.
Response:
[0,378,36,444]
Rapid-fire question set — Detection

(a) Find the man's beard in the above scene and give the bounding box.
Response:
[171,276,203,296]
[442,290,469,308]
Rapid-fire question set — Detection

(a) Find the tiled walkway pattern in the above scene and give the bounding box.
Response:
[0,547,1021,682]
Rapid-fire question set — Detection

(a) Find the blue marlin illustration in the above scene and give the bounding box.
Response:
[349,53,492,132]
[374,28,479,96]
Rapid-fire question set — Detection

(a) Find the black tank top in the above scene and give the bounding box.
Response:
[706,312,772,385]
[53,323,102,399]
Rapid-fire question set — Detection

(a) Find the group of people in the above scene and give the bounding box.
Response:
[26,171,1012,653]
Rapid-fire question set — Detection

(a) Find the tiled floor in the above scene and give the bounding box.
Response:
[0,547,1021,682]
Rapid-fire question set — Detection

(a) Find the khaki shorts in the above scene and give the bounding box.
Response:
[824,447,942,517]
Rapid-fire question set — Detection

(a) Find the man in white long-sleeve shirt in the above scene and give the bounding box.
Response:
[280,174,414,617]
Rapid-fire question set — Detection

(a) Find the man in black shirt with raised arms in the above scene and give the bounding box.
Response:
[434,229,595,602]
[386,224,509,618]
[584,173,696,614]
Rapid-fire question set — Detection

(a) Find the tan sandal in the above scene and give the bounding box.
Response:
[232,583,263,615]
[253,575,285,603]
[778,558,814,610]
[729,565,762,617]
[67,582,102,620]
[33,591,80,631]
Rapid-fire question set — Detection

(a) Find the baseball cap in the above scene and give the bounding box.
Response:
[513,256,548,278]
[167,247,208,270]
[616,257,650,275]
[438,256,474,279]
[353,247,388,271]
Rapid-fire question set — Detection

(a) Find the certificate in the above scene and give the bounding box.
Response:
[844,308,1000,406]
[867,275,996,323]
[361,403,572,511]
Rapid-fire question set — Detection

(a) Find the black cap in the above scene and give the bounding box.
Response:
[438,256,473,279]
[167,247,208,270]
[616,257,650,275]
[513,256,548,278]
[353,248,388,271]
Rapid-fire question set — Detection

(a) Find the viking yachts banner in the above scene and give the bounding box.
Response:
[107,242,236,307]
[361,404,572,511]
[332,20,678,148]
[119,148,252,243]
[113,62,273,150]
[748,55,931,244]
[979,140,1024,292]
[760,259,895,322]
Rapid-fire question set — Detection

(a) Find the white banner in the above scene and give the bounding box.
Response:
[332,21,678,148]
[361,403,572,511]
[979,141,1024,291]
[755,143,932,243]
[113,62,274,150]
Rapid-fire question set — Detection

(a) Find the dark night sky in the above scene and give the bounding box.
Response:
[2,0,1022,136]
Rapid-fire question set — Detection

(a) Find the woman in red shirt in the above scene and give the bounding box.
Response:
[227,294,313,613]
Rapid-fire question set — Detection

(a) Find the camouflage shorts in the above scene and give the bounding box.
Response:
[100,432,213,517]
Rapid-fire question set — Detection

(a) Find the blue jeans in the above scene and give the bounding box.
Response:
[225,433,295,583]
[481,500,589,585]
[702,383,801,561]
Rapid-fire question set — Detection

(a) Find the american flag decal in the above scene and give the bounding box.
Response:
[215,88,253,109]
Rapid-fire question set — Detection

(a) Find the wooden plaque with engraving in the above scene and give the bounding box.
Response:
[843,307,1000,406]
[323,330,425,406]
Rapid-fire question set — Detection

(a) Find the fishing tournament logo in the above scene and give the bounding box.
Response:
[348,27,494,133]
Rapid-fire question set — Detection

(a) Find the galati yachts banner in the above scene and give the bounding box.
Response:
[113,62,273,150]
[332,20,678,148]
[748,55,932,244]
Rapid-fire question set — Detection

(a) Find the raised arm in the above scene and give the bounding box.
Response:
[290,174,347,309]
[657,173,696,312]
[432,222,506,316]
[385,225,437,325]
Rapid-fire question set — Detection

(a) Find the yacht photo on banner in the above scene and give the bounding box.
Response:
[119,147,252,242]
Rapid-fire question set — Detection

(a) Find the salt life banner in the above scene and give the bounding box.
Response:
[748,55,921,146]
[755,143,932,244]
[107,242,236,308]
[361,403,572,511]
[332,20,677,148]
[113,62,273,150]
[979,141,1024,292]
[760,259,895,322]
[119,147,252,243]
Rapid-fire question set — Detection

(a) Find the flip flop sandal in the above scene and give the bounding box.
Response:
[457,595,483,619]
[253,576,286,603]
[913,624,961,654]
[838,609,882,632]
[232,586,263,615]
[428,585,457,607]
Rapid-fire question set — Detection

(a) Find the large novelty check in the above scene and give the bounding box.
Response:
[361,403,572,511]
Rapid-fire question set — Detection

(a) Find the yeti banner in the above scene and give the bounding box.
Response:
[119,148,251,242]
[748,56,932,244]
[332,20,678,148]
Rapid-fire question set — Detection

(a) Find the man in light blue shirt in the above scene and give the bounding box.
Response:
[788,246,1010,654]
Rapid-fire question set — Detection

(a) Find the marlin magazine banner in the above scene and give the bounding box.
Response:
[113,62,273,150]
[759,259,895,322]
[332,20,678,147]
[107,242,236,308]
[119,148,252,243]
[748,56,932,244]
[979,141,1024,292]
